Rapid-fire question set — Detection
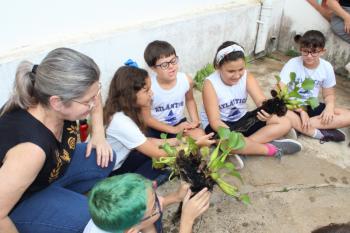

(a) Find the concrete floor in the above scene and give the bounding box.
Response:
[158,52,350,233]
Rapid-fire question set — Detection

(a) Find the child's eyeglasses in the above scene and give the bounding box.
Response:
[71,82,101,110]
[140,192,162,222]
[300,49,323,57]
[154,56,179,70]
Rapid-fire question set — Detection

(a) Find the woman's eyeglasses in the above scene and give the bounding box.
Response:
[71,82,101,110]
[154,56,179,70]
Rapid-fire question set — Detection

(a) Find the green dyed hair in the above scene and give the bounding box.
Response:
[88,173,152,233]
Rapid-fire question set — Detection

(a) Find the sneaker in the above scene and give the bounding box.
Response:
[232,154,244,170]
[319,129,346,143]
[284,128,298,140]
[270,139,302,155]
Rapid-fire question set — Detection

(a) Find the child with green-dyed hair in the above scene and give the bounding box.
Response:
[84,173,211,233]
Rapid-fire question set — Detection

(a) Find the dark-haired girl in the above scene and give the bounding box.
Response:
[104,66,214,182]
[201,41,302,157]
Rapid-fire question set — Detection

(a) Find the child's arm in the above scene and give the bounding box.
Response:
[202,80,230,132]
[247,73,272,121]
[246,73,266,107]
[87,94,113,168]
[320,87,336,125]
[327,0,350,33]
[185,75,200,128]
[141,107,191,135]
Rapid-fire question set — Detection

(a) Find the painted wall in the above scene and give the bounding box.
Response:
[0,0,287,106]
[279,0,350,72]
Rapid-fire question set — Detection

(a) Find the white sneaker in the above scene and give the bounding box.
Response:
[284,128,298,140]
[346,62,350,73]
[230,154,244,170]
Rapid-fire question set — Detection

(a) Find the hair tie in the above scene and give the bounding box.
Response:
[32,64,38,74]
[124,59,139,68]
[215,44,245,64]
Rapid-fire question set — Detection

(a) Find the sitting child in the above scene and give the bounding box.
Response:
[201,41,302,155]
[84,173,211,233]
[104,65,214,183]
[281,30,350,142]
[142,40,205,139]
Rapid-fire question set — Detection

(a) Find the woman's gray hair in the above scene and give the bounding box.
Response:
[1,48,100,115]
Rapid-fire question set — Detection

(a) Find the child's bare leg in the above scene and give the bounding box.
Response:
[310,108,350,129]
[233,137,268,156]
[248,116,291,143]
[285,110,315,136]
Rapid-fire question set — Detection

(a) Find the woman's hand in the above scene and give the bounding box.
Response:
[195,133,216,147]
[86,135,113,168]
[257,109,272,122]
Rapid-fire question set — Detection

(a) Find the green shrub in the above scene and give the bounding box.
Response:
[194,63,215,91]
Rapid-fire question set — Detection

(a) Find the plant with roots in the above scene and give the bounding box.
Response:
[229,71,319,134]
[275,71,319,111]
[153,127,250,204]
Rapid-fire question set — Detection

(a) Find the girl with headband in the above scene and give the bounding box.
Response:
[200,41,302,163]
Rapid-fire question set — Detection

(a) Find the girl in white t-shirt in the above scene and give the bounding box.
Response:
[103,66,215,183]
[201,41,302,155]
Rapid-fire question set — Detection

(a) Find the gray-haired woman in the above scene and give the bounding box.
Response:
[0,48,114,233]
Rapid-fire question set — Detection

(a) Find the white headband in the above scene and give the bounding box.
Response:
[215,44,245,64]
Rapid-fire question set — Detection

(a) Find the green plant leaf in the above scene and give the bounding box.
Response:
[274,75,281,83]
[208,142,220,166]
[217,126,230,140]
[200,146,210,158]
[289,72,296,83]
[230,170,243,183]
[239,194,251,205]
[176,131,183,141]
[228,132,245,150]
[306,97,319,110]
[288,88,301,98]
[301,78,315,91]
[160,133,167,140]
[216,178,238,197]
[210,172,220,180]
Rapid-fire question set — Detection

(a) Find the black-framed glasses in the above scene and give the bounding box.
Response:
[300,49,323,57]
[71,82,101,110]
[140,192,162,222]
[154,56,179,70]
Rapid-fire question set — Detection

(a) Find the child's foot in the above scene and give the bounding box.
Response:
[319,129,346,143]
[270,139,302,155]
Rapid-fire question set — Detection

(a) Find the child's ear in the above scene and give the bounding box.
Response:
[320,48,326,55]
[49,95,64,111]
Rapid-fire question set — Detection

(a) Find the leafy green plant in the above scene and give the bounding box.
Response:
[285,49,300,57]
[153,127,250,204]
[275,72,319,110]
[193,63,215,91]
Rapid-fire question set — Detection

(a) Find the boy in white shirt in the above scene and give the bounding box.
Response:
[281,30,350,142]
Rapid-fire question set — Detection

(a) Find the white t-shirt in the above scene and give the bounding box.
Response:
[150,72,190,126]
[280,57,336,101]
[106,112,147,170]
[84,220,109,233]
[200,70,248,128]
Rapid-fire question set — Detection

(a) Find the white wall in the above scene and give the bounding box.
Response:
[278,0,350,71]
[0,0,286,106]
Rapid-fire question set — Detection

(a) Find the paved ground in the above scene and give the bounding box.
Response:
[158,52,350,233]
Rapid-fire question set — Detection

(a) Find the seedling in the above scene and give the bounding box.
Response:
[153,127,250,203]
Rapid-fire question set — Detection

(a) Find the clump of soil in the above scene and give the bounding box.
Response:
[230,90,287,133]
[172,150,215,224]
